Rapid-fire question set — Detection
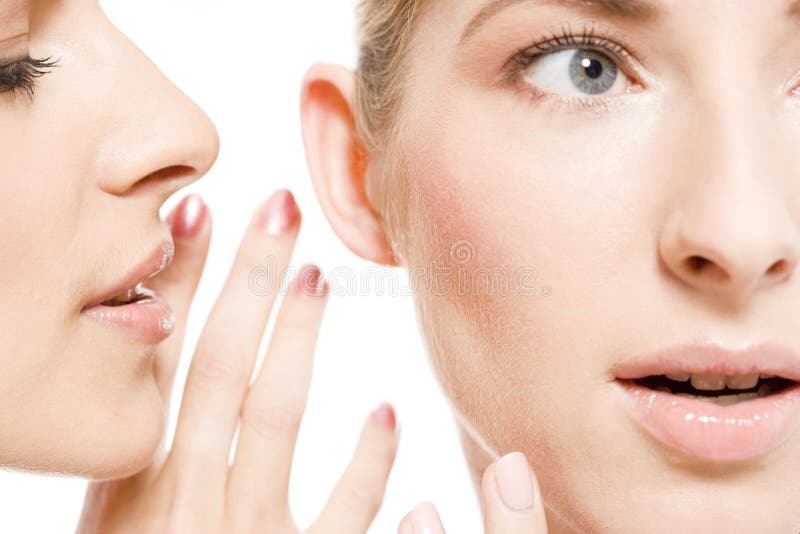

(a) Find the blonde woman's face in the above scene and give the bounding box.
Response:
[394,0,800,531]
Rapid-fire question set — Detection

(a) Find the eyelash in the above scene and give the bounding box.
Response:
[504,22,641,112]
[0,56,59,98]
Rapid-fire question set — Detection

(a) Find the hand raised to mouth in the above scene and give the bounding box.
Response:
[76,189,400,534]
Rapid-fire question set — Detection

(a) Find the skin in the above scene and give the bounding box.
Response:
[300,0,800,532]
[77,191,400,533]
[1,1,400,532]
[0,0,219,478]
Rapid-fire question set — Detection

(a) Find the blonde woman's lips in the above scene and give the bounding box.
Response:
[80,241,175,345]
[610,341,800,462]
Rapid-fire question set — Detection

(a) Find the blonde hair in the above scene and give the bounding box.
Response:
[354,1,425,262]
[355,0,423,152]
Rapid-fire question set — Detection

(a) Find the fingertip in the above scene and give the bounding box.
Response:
[499,452,537,510]
[398,512,414,534]
[370,402,397,432]
[256,188,302,236]
[410,501,445,534]
[168,193,208,241]
[292,263,328,297]
[481,451,548,532]
[368,402,401,452]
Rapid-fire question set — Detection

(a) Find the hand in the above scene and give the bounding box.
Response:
[397,452,547,534]
[77,189,400,533]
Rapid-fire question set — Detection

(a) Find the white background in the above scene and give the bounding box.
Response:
[0,1,480,532]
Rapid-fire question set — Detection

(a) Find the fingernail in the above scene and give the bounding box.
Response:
[494,452,536,511]
[410,502,442,534]
[292,264,327,297]
[371,402,396,431]
[258,189,300,235]
[168,194,206,239]
[399,514,415,534]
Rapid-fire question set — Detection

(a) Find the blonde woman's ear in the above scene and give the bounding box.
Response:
[300,62,399,267]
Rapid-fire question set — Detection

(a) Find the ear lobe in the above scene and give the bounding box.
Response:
[300,62,399,267]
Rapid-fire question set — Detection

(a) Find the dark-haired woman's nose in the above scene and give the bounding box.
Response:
[658,158,800,307]
[90,46,219,204]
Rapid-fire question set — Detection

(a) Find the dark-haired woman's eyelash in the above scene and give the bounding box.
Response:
[503,22,639,110]
[0,56,60,98]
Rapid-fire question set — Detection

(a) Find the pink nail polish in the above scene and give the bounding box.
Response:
[292,264,327,297]
[372,402,397,431]
[258,189,300,235]
[168,194,206,239]
[410,502,444,534]
[494,452,536,511]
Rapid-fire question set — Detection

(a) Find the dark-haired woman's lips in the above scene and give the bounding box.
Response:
[610,341,800,462]
[81,242,175,345]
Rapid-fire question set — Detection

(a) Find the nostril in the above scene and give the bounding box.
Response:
[143,165,195,183]
[766,259,788,277]
[126,165,197,196]
[686,255,709,272]
[685,255,730,283]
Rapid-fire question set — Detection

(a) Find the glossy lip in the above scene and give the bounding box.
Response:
[80,241,175,345]
[610,341,800,462]
[81,241,174,309]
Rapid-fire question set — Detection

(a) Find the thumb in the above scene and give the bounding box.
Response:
[397,502,446,534]
[481,452,548,533]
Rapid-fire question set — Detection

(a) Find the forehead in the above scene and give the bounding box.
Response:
[418,0,799,39]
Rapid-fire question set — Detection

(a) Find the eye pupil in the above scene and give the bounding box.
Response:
[569,50,618,95]
[581,57,603,79]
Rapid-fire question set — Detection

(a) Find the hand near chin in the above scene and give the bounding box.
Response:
[397,452,548,534]
[76,189,400,533]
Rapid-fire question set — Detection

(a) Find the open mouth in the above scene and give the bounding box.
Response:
[611,342,800,461]
[623,373,797,406]
[83,281,173,345]
[82,241,173,311]
[99,283,155,307]
[80,241,175,345]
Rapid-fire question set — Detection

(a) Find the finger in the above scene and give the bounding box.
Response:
[397,513,413,534]
[396,502,446,534]
[481,452,547,534]
[169,189,301,490]
[226,264,329,528]
[149,194,212,405]
[310,403,400,534]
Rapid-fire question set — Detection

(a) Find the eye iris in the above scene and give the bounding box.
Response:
[568,50,618,95]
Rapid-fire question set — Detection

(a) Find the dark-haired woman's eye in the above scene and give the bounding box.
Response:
[521,48,628,97]
[0,56,59,97]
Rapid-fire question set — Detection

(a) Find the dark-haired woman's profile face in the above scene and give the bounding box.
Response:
[306,0,800,531]
[0,0,218,478]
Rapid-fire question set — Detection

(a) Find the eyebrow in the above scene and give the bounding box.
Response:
[462,0,800,44]
[460,0,659,43]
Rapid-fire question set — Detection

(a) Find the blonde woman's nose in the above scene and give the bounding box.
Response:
[655,72,800,306]
[657,183,800,305]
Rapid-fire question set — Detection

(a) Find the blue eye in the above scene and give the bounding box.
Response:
[521,48,626,97]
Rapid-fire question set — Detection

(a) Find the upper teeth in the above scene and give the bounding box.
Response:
[665,372,775,391]
[103,283,148,306]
